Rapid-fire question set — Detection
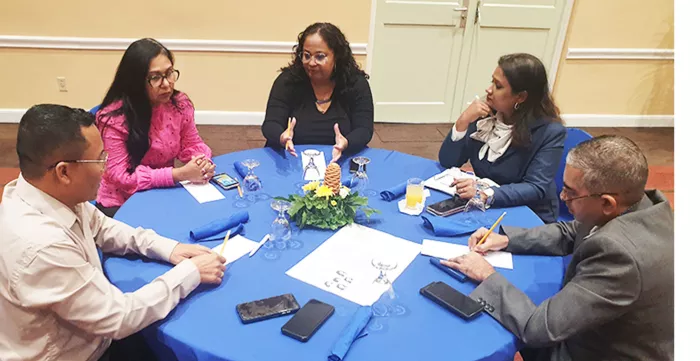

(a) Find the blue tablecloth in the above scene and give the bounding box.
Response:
[103,145,564,361]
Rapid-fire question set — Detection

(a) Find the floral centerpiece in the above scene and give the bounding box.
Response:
[276,163,379,230]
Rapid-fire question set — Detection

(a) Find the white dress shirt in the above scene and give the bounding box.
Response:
[0,175,200,361]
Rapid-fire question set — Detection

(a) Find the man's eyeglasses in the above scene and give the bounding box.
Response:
[300,52,329,64]
[47,154,109,170]
[147,69,180,88]
[560,188,618,202]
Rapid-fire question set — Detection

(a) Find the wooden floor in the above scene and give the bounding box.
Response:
[0,124,674,205]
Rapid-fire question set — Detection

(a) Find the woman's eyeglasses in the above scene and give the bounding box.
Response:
[147,69,180,87]
[300,52,328,64]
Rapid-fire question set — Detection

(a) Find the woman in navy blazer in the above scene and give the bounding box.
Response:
[439,53,565,224]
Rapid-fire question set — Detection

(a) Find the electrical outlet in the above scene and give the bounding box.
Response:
[57,77,68,92]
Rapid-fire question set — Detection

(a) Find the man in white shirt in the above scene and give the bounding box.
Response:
[0,104,227,361]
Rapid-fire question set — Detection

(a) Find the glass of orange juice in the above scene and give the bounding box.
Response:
[405,178,425,210]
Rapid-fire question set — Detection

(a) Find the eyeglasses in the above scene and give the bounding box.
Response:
[300,52,329,64]
[47,153,109,170]
[147,69,180,88]
[560,188,618,203]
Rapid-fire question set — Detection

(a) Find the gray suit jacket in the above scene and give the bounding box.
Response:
[470,190,674,361]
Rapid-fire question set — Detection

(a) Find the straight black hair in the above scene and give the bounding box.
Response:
[97,38,185,172]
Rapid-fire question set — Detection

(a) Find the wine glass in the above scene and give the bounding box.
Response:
[371,256,399,317]
[351,157,370,194]
[241,159,262,192]
[270,200,292,248]
[463,181,489,227]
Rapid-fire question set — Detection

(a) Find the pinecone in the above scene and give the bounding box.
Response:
[324,163,342,195]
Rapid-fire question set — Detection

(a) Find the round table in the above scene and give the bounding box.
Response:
[103,145,564,361]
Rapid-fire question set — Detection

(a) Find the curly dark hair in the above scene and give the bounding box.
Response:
[498,53,562,147]
[281,22,368,92]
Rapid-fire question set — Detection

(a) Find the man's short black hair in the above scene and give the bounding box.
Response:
[16,104,96,179]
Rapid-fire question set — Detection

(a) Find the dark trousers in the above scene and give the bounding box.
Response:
[98,332,157,361]
[520,347,554,361]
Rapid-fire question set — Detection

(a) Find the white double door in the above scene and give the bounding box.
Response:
[368,0,570,123]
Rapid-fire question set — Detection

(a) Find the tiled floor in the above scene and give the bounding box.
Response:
[0,124,674,206]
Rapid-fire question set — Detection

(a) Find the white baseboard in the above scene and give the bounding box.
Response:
[192,111,265,125]
[0,109,673,127]
[0,109,267,125]
[561,114,674,127]
[0,109,25,124]
[566,48,674,60]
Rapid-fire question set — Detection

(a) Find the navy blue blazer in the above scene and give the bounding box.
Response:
[438,118,566,224]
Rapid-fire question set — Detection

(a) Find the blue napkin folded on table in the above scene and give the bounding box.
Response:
[421,214,484,237]
[189,211,249,242]
[233,161,248,180]
[379,182,406,201]
[328,306,373,361]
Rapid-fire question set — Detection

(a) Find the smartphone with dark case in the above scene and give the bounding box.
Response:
[236,294,300,324]
[211,173,240,190]
[281,299,335,342]
[420,281,484,320]
[426,196,469,217]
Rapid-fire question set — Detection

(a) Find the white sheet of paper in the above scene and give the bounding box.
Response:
[301,150,327,181]
[211,235,258,265]
[423,168,499,196]
[286,224,422,306]
[421,239,513,269]
[180,181,225,203]
[423,168,476,196]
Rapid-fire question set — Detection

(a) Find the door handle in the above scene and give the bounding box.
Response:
[453,7,468,28]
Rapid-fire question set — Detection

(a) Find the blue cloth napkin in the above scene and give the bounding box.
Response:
[421,214,484,237]
[189,211,249,242]
[233,161,248,180]
[328,306,373,361]
[342,178,352,188]
[379,182,406,201]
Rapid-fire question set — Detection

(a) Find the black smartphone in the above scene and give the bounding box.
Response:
[211,173,240,190]
[420,281,484,320]
[426,197,468,217]
[281,299,335,342]
[236,293,300,324]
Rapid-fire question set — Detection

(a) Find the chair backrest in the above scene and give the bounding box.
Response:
[556,128,593,220]
[88,105,100,115]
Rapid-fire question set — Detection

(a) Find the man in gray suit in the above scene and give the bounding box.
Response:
[442,135,674,361]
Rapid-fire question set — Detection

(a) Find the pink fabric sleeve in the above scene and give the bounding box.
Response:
[101,116,175,193]
[176,97,213,163]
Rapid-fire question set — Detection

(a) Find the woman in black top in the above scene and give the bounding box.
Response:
[261,22,374,162]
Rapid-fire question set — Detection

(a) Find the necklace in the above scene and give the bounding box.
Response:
[315,98,332,105]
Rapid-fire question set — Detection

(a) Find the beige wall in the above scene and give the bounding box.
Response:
[552,0,674,115]
[0,0,673,117]
[0,0,370,111]
[0,1,371,41]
